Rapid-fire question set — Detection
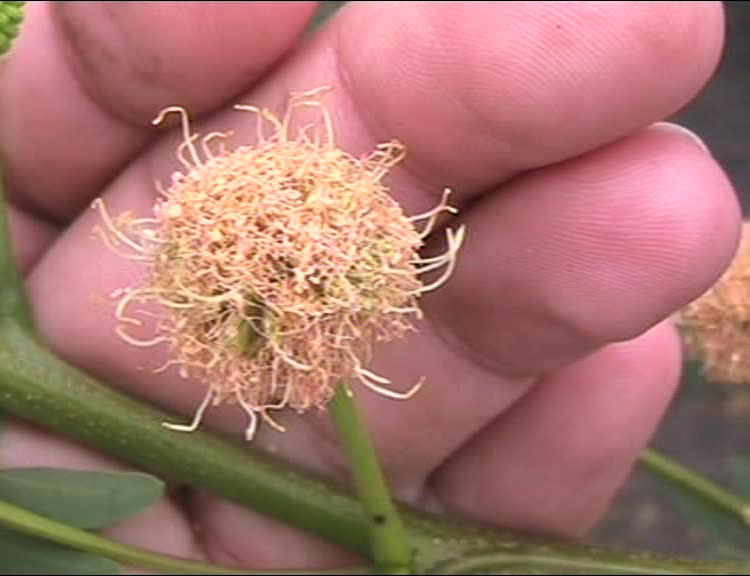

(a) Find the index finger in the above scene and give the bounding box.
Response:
[0,1,318,222]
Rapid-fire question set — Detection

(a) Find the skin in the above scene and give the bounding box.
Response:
[0,1,741,570]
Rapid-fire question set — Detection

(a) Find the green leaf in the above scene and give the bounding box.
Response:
[0,468,163,529]
[0,527,119,574]
[0,2,24,57]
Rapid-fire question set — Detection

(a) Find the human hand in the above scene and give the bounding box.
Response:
[0,2,739,569]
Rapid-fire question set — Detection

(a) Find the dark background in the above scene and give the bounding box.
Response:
[313,1,750,556]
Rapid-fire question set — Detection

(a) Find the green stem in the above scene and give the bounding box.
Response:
[329,383,413,574]
[0,324,748,574]
[640,448,750,525]
[0,497,366,575]
[0,323,373,555]
[437,551,708,575]
[0,175,33,332]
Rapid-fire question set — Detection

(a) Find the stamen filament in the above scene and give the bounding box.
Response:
[152,106,202,169]
[162,389,213,433]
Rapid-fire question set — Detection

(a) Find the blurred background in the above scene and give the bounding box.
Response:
[313,1,750,557]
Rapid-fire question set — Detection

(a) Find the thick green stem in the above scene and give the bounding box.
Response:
[0,324,748,574]
[0,498,365,575]
[330,383,412,574]
[640,448,750,524]
[437,551,702,575]
[0,322,373,554]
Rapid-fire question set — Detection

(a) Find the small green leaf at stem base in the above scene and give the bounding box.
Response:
[0,468,164,530]
[0,527,120,575]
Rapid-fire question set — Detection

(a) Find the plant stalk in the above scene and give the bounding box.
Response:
[330,383,413,574]
[0,323,748,574]
[0,497,367,575]
[640,448,750,524]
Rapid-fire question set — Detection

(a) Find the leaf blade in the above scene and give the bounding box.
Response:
[0,468,163,529]
[0,527,120,575]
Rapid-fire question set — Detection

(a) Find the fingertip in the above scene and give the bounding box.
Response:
[333,2,727,190]
[427,124,742,377]
[572,125,742,346]
[429,319,684,539]
[639,125,743,317]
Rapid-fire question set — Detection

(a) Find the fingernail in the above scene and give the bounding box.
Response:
[650,121,711,155]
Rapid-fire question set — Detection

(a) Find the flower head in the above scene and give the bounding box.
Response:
[677,221,750,384]
[94,88,464,439]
